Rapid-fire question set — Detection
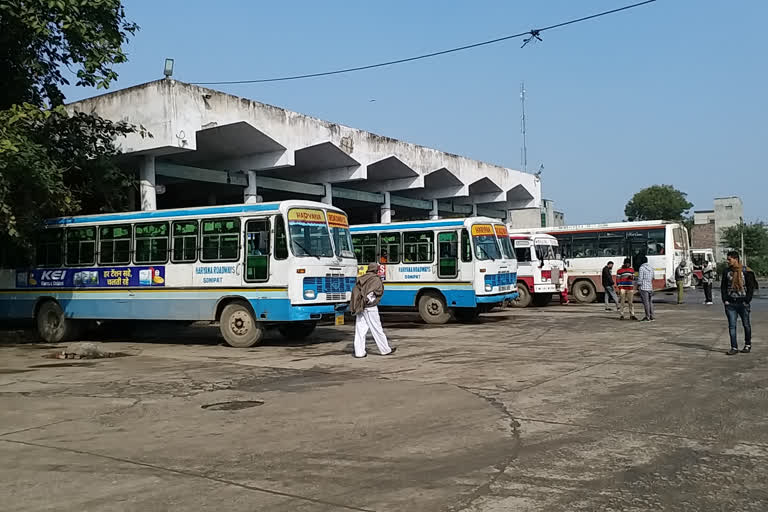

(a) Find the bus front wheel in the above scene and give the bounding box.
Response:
[418,292,451,324]
[572,280,597,304]
[36,301,80,343]
[511,284,531,308]
[220,303,264,348]
[278,322,317,341]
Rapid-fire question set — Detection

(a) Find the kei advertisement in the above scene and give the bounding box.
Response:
[16,266,166,288]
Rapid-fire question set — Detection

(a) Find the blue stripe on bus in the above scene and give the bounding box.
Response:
[45,203,282,225]
[350,220,466,232]
[378,287,477,308]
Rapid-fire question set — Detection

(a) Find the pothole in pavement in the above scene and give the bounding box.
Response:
[201,400,264,411]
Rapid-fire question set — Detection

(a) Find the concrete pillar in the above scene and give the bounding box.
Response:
[429,199,439,220]
[380,192,392,224]
[139,155,157,211]
[471,204,478,216]
[244,170,259,204]
[322,183,332,205]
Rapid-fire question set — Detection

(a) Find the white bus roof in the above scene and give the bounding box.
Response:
[510,220,678,234]
[44,200,346,226]
[350,216,503,233]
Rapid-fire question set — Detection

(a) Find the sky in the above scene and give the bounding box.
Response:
[62,0,768,224]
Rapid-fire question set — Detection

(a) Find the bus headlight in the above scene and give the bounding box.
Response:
[485,284,493,292]
[304,289,316,300]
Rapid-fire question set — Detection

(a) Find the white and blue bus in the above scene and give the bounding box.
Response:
[0,201,358,347]
[350,217,518,324]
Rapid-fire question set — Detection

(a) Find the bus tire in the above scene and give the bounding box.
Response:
[532,293,553,307]
[36,300,79,343]
[278,322,317,341]
[220,303,264,348]
[418,292,451,325]
[453,308,479,323]
[511,284,531,308]
[572,280,597,304]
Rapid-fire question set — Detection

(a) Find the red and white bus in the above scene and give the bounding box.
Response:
[508,233,565,307]
[518,220,691,303]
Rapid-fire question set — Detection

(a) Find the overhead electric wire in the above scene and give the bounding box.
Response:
[191,0,656,85]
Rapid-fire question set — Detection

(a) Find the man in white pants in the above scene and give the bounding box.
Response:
[351,262,395,358]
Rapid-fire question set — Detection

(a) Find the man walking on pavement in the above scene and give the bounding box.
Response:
[637,256,655,321]
[722,251,758,355]
[701,259,715,305]
[617,258,638,320]
[602,261,619,311]
[675,260,688,304]
[351,262,396,358]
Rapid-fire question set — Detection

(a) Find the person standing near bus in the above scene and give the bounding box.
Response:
[602,261,619,311]
[637,256,655,321]
[617,258,638,320]
[351,262,396,358]
[675,260,688,304]
[722,251,757,355]
[701,259,715,305]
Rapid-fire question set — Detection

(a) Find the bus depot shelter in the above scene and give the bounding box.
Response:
[68,79,543,225]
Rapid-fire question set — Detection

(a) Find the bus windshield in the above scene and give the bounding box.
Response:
[494,225,515,260]
[472,224,501,261]
[328,211,354,258]
[287,208,334,258]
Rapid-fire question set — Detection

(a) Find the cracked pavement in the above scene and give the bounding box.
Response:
[1,289,767,511]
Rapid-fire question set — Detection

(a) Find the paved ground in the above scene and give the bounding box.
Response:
[1,288,767,511]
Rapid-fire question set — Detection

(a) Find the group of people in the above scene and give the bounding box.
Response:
[601,251,757,355]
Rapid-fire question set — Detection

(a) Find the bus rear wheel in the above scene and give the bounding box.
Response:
[572,280,597,304]
[511,284,531,308]
[220,303,264,348]
[532,293,553,307]
[418,292,451,324]
[453,308,479,323]
[278,322,317,341]
[36,301,80,343]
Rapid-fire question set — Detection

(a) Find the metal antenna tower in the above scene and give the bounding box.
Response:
[520,82,528,173]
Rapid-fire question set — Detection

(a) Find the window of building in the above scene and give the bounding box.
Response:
[201,218,240,262]
[171,221,198,263]
[379,232,400,263]
[65,227,96,266]
[99,225,131,265]
[274,215,288,260]
[351,233,377,263]
[135,222,169,264]
[35,229,64,267]
[403,231,434,263]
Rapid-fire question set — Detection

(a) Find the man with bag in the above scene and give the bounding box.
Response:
[351,262,396,358]
[721,251,758,355]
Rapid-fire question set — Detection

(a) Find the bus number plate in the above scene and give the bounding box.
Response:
[335,312,345,326]
[499,285,511,292]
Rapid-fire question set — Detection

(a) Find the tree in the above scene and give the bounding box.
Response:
[624,185,693,221]
[722,222,768,276]
[0,0,146,266]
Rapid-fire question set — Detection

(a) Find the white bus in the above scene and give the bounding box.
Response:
[0,201,358,347]
[508,232,565,307]
[518,220,690,303]
[350,217,518,324]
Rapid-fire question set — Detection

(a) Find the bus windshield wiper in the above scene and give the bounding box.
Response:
[291,239,321,260]
[478,244,496,261]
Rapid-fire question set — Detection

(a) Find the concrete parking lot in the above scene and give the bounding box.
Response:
[1,289,767,511]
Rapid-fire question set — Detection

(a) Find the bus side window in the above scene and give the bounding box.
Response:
[245,219,270,282]
[274,215,288,260]
[134,222,169,264]
[201,218,240,262]
[172,220,198,263]
[460,229,472,262]
[403,231,434,263]
[99,224,131,265]
[515,247,531,263]
[351,234,377,263]
[571,234,598,258]
[65,226,96,266]
[35,229,64,267]
[379,232,400,263]
[647,229,665,255]
[556,235,572,259]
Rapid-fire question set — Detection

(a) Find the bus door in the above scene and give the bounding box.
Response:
[437,231,458,279]
[244,218,270,283]
[625,231,647,268]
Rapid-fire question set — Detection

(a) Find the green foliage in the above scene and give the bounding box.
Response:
[0,0,138,108]
[625,185,693,222]
[721,222,768,276]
